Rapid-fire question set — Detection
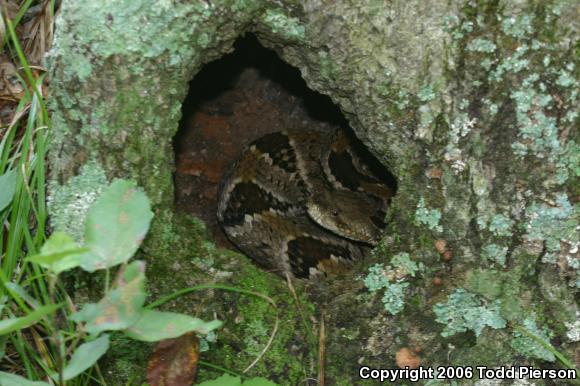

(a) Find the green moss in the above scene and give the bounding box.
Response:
[136,210,314,384]
[101,332,150,384]
[465,269,504,300]
[243,319,270,357]
[203,264,312,383]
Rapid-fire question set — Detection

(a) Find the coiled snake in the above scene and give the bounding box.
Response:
[217,129,393,278]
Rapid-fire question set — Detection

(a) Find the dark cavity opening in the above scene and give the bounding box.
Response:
[174,34,397,250]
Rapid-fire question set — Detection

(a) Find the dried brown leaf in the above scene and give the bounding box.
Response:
[22,1,55,64]
[147,332,200,386]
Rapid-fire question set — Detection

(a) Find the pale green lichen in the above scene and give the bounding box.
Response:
[49,0,218,81]
[496,29,578,187]
[199,331,217,352]
[480,57,493,70]
[395,90,410,110]
[543,55,551,67]
[415,198,443,232]
[510,85,560,160]
[525,194,579,287]
[419,105,434,130]
[526,193,578,259]
[47,161,108,242]
[379,282,409,315]
[390,252,422,277]
[511,316,555,362]
[556,69,576,88]
[363,254,422,316]
[515,127,577,185]
[489,46,530,82]
[501,14,533,39]
[488,214,514,238]
[444,112,476,173]
[417,84,436,102]
[262,9,305,41]
[363,263,390,292]
[466,38,496,53]
[565,313,580,342]
[482,98,498,116]
[442,14,474,40]
[482,244,508,267]
[433,289,506,337]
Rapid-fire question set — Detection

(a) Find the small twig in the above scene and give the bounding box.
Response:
[198,360,245,378]
[285,273,317,348]
[318,314,325,386]
[94,363,107,385]
[243,315,279,373]
[297,378,319,385]
[17,65,47,72]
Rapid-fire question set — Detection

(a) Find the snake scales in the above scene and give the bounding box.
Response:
[217,129,393,278]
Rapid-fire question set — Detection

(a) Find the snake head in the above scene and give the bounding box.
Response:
[306,189,384,246]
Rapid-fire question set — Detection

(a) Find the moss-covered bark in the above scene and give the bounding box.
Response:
[48,0,578,384]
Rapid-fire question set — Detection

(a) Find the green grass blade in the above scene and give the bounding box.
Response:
[0,303,61,335]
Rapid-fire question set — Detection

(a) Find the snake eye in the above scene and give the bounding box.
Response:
[332,210,339,216]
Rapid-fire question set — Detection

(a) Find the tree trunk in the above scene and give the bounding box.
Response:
[48,0,578,384]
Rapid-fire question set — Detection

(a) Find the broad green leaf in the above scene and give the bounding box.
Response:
[0,304,61,335]
[72,261,146,334]
[0,372,50,386]
[195,375,277,386]
[60,334,110,380]
[196,374,242,386]
[244,378,278,386]
[26,232,88,274]
[0,169,17,212]
[79,179,153,271]
[124,310,222,342]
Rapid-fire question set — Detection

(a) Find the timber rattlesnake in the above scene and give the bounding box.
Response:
[217,129,393,278]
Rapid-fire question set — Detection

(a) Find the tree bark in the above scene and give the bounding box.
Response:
[48,0,578,384]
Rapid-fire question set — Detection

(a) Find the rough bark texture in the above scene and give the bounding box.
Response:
[48,0,579,384]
